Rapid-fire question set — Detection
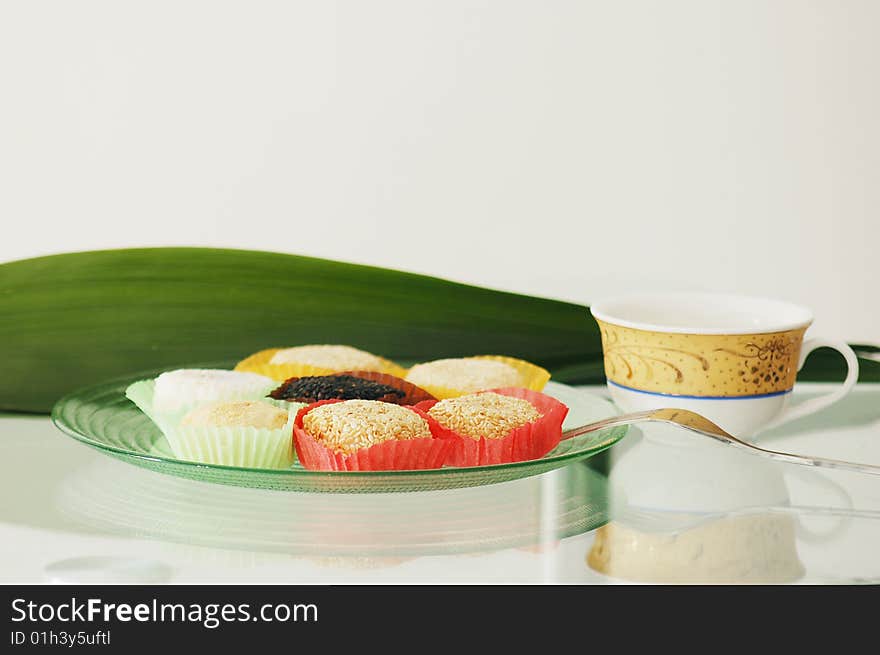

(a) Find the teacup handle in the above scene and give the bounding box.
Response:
[760,338,859,432]
[785,466,854,544]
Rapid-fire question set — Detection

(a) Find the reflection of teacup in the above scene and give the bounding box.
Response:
[591,292,859,436]
[586,426,853,583]
[588,514,806,584]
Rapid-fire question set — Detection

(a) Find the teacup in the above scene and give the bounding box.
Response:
[590,292,859,436]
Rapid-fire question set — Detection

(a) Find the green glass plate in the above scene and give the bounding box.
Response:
[51,367,626,493]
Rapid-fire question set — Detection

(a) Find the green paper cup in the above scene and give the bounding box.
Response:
[165,420,296,469]
[125,379,300,469]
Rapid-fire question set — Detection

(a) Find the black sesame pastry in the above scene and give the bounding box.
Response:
[269,371,437,405]
[269,375,407,404]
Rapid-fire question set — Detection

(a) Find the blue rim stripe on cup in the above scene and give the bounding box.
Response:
[607,380,793,401]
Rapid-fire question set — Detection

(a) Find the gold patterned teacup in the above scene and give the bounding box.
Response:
[590,293,859,436]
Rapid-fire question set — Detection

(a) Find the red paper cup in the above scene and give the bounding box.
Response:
[415,388,569,467]
[293,400,455,471]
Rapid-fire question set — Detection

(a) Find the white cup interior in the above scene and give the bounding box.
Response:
[590,292,813,334]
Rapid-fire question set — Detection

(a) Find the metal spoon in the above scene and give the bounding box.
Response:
[561,408,880,476]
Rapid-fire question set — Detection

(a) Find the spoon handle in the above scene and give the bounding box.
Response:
[560,411,657,441]
[708,434,880,476]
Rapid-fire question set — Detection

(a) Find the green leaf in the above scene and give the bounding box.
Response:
[1,247,875,414]
[0,248,600,413]
[798,345,880,383]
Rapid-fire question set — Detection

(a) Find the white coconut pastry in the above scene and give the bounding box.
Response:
[152,368,277,413]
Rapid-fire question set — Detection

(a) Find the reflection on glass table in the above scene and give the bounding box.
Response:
[589,385,880,584]
[1,383,879,583]
[56,453,610,558]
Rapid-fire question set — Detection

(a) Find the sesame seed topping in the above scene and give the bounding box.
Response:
[270,345,389,371]
[269,375,405,403]
[405,359,522,393]
[303,400,432,455]
[181,400,289,429]
[428,392,541,440]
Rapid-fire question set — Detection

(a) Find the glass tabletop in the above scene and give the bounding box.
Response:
[1,382,879,584]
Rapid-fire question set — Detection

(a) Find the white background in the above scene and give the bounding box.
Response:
[1,1,877,341]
